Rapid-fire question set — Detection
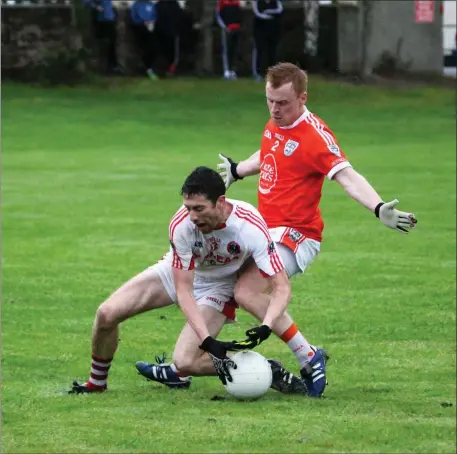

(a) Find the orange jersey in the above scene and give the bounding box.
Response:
[258,107,351,243]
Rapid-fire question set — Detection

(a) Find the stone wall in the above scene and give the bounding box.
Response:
[0,1,445,81]
[1,6,84,80]
[1,4,311,79]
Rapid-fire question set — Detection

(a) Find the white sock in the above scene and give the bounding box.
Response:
[280,324,315,369]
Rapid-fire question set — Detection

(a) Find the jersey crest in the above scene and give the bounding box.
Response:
[227,241,241,255]
[284,139,299,156]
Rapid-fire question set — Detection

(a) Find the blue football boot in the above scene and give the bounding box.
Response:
[300,346,330,398]
[135,353,192,389]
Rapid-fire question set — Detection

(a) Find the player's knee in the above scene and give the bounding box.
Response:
[173,353,194,375]
[173,347,201,375]
[95,303,118,330]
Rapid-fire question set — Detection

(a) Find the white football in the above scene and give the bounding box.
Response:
[224,351,273,400]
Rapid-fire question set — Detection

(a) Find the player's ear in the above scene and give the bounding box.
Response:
[300,91,308,104]
[216,195,226,207]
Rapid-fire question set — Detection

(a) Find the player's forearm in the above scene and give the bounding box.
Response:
[262,281,291,329]
[335,167,383,213]
[177,293,210,342]
[236,150,261,178]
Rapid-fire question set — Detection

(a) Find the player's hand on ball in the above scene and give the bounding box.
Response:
[245,325,272,345]
[376,199,417,233]
[199,336,237,385]
[217,154,242,188]
[225,325,273,351]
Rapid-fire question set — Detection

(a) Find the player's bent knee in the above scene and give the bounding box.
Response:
[95,303,119,330]
[173,345,203,375]
[174,354,196,375]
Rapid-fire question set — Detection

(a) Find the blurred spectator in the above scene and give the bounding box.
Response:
[155,0,183,77]
[83,0,121,74]
[130,0,158,81]
[252,0,283,81]
[216,0,242,80]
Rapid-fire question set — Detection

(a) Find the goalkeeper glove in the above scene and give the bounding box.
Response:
[216,154,243,189]
[375,199,417,234]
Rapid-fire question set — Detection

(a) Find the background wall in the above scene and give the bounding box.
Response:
[367,0,443,73]
[0,0,446,81]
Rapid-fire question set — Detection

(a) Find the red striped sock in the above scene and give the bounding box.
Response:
[87,355,112,390]
[280,324,315,368]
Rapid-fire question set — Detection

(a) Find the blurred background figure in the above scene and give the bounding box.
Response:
[130,0,158,81]
[216,0,242,80]
[155,0,183,77]
[83,0,121,74]
[251,0,283,81]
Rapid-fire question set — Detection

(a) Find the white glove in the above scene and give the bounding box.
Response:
[377,199,417,234]
[216,153,241,189]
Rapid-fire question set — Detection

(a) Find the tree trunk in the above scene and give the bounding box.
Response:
[71,1,93,49]
[188,0,215,75]
[302,0,320,57]
[360,0,374,78]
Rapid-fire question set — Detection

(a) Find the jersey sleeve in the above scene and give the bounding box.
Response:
[243,215,284,277]
[168,209,195,271]
[308,128,352,180]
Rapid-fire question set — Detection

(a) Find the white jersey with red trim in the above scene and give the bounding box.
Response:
[167,199,284,284]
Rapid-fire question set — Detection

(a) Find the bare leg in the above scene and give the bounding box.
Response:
[92,268,173,359]
[172,305,227,376]
[234,262,293,336]
[234,261,317,374]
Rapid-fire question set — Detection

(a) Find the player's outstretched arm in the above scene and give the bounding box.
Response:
[217,151,261,189]
[333,167,417,233]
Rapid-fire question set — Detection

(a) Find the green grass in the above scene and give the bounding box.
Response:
[2,77,456,453]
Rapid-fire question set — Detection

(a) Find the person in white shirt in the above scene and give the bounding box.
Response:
[70,166,307,394]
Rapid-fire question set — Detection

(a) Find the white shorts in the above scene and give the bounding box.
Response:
[148,255,237,321]
[269,227,321,278]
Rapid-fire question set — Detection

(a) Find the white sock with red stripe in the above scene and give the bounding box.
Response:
[280,323,315,369]
[87,355,112,390]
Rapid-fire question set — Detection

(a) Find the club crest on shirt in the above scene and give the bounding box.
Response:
[227,241,241,255]
[268,241,276,254]
[328,144,341,157]
[264,129,272,139]
[284,139,299,156]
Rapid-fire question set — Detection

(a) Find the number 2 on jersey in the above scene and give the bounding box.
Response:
[271,140,280,152]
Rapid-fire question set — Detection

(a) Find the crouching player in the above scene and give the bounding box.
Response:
[70,167,306,394]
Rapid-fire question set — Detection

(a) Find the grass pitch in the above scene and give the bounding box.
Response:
[2,77,456,453]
